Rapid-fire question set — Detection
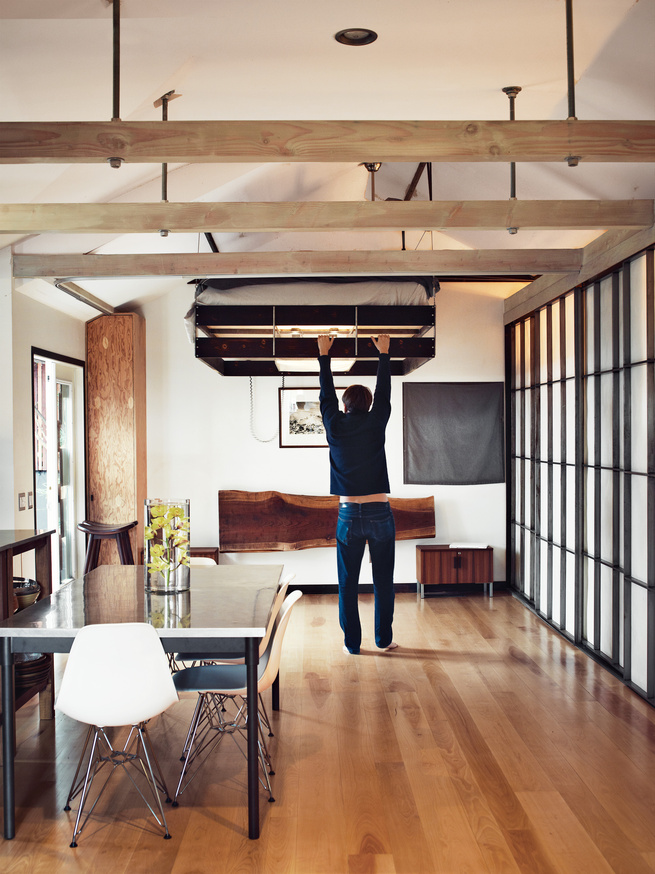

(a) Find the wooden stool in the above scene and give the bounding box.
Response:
[77,521,138,574]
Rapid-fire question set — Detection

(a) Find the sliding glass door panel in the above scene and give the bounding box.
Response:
[630,475,648,586]
[631,364,648,473]
[507,248,654,704]
[630,583,649,693]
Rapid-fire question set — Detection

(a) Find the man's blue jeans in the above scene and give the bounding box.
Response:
[336,502,395,653]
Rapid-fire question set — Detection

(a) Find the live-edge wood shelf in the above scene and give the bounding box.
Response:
[416,544,494,599]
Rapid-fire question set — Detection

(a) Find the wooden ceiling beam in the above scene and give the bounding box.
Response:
[1,120,653,164]
[13,249,581,279]
[504,225,655,323]
[1,200,651,234]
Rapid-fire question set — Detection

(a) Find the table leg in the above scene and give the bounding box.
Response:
[0,549,12,619]
[35,535,55,719]
[1,637,15,839]
[245,636,260,839]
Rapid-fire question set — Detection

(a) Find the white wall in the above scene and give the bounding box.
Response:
[11,291,86,529]
[1,286,84,580]
[143,282,507,586]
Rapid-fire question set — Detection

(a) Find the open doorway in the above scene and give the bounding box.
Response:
[32,348,86,587]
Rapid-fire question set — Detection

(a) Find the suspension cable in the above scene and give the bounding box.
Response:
[249,375,285,443]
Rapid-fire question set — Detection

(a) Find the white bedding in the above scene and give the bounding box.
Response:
[184,278,435,342]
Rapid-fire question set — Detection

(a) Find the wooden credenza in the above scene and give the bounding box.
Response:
[189,547,220,563]
[86,313,147,566]
[416,544,494,598]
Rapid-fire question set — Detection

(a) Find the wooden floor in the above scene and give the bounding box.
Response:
[2,591,655,874]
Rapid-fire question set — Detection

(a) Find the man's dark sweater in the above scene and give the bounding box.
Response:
[318,353,391,497]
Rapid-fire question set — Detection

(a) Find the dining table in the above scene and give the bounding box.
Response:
[0,562,283,841]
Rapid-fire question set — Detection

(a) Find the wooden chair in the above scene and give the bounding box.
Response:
[77,520,137,574]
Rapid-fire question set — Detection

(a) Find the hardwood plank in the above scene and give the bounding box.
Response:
[427,712,524,873]
[376,761,437,874]
[518,789,645,874]
[348,853,397,874]
[362,691,405,764]
[1,119,653,164]
[434,683,534,833]
[1,199,651,234]
[291,817,349,874]
[405,765,492,873]
[260,815,297,874]
[336,697,394,859]
[555,721,655,851]
[12,248,582,279]
[498,695,655,874]
[468,671,563,793]
[383,690,442,765]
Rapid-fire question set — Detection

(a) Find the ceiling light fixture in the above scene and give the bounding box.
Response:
[363,162,382,201]
[335,28,378,47]
[275,325,355,338]
[275,359,356,374]
[54,281,115,315]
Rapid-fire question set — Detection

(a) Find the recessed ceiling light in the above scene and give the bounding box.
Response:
[335,28,378,47]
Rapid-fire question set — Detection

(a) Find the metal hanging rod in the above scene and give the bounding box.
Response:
[112,0,120,121]
[153,90,182,235]
[502,86,521,234]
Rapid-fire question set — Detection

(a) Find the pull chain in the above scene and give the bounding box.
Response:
[249,375,285,443]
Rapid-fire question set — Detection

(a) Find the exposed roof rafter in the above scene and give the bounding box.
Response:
[1,119,653,164]
[504,225,655,323]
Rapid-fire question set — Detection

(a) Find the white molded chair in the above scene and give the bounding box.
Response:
[188,556,217,566]
[55,622,179,847]
[172,590,302,806]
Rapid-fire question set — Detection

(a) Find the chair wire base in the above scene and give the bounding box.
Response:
[173,693,275,806]
[64,722,172,847]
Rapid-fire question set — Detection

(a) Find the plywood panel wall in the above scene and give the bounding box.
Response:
[86,314,147,565]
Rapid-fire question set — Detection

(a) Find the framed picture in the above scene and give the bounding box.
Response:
[278,386,344,448]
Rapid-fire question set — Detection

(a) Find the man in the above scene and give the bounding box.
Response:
[318,333,397,655]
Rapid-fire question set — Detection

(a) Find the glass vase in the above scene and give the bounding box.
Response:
[144,498,191,592]
[145,590,191,628]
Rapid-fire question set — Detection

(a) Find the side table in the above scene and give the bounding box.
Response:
[416,544,494,599]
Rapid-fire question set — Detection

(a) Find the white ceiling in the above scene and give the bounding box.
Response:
[1,0,654,320]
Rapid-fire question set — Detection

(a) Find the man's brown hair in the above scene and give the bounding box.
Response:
[342,384,372,413]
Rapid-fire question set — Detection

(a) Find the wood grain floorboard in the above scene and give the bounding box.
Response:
[2,591,655,873]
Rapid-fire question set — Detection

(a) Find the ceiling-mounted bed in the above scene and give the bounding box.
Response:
[185,276,438,377]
